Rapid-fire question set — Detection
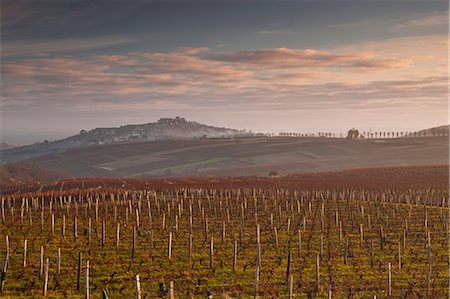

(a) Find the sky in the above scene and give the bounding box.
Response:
[0,0,448,145]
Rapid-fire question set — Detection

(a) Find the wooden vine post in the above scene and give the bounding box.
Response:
[0,236,9,293]
[387,262,392,298]
[23,239,27,268]
[77,252,82,291]
[85,260,90,299]
[42,258,49,297]
[168,280,174,299]
[209,237,214,268]
[134,274,141,299]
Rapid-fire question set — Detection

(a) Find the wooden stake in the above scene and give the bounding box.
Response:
[136,209,140,228]
[77,252,82,291]
[23,239,27,268]
[41,211,44,233]
[316,254,320,292]
[254,262,260,298]
[320,233,323,258]
[85,260,90,299]
[132,225,136,259]
[102,220,105,247]
[370,239,374,268]
[209,237,214,268]
[62,214,66,237]
[42,258,49,297]
[222,221,226,243]
[204,217,208,241]
[168,280,174,299]
[188,233,192,261]
[87,218,91,245]
[274,227,278,249]
[344,237,348,265]
[233,238,237,271]
[150,230,154,252]
[74,217,78,241]
[360,224,364,245]
[51,213,55,234]
[40,246,44,278]
[286,250,291,282]
[56,247,61,274]
[0,236,9,293]
[298,229,302,258]
[116,223,120,249]
[168,232,172,260]
[134,274,141,299]
[387,262,392,298]
[288,274,293,299]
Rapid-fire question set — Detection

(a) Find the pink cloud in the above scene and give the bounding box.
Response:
[175,47,210,55]
[1,42,445,114]
[96,55,138,66]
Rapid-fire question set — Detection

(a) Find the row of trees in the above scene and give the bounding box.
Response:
[276,130,448,139]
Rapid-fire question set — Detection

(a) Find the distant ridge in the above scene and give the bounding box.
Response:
[0,142,15,150]
[0,161,63,187]
[0,117,253,163]
[416,125,449,136]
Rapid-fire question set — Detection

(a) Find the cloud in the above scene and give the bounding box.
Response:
[1,36,139,57]
[206,48,410,69]
[394,12,448,29]
[96,55,139,66]
[256,30,296,35]
[1,41,446,116]
[175,47,210,55]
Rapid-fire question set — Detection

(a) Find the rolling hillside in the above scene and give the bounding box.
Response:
[26,135,448,178]
[0,162,63,187]
[0,117,252,163]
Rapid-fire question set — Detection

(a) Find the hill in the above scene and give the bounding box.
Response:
[406,125,449,137]
[23,135,448,178]
[0,142,15,150]
[0,161,63,187]
[418,125,449,136]
[0,117,252,163]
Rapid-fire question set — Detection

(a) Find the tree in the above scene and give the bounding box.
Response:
[269,170,279,177]
[347,128,360,139]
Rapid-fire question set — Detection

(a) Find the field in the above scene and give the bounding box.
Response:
[0,165,448,298]
[14,136,449,178]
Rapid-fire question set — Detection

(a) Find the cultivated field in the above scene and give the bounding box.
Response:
[0,166,448,298]
[20,136,449,178]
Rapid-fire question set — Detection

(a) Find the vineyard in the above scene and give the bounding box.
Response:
[0,166,448,298]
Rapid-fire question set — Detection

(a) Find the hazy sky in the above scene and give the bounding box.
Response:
[1,1,448,145]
